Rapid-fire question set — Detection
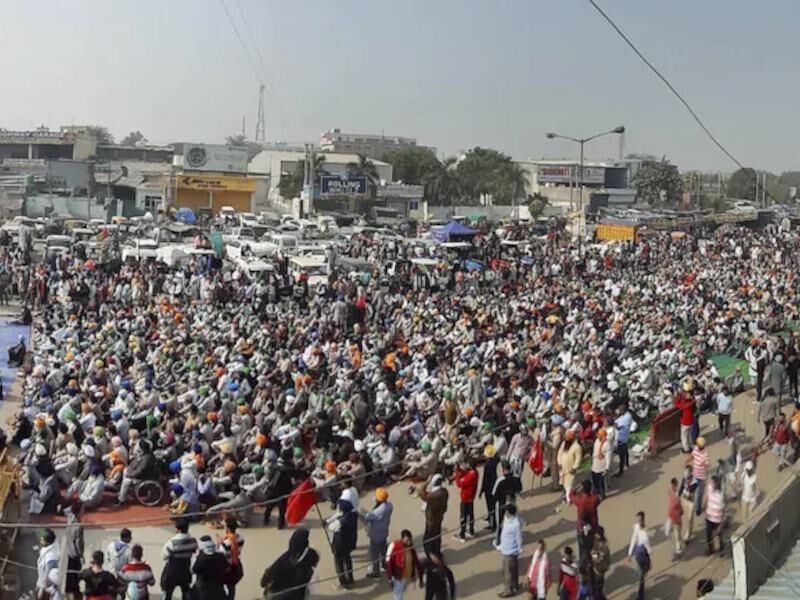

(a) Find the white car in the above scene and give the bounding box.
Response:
[234,255,273,277]
[121,238,159,262]
[45,235,72,260]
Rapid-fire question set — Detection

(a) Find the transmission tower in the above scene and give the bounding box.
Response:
[255,84,266,144]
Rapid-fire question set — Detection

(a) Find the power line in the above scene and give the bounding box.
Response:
[234,0,269,78]
[218,0,262,83]
[587,0,774,203]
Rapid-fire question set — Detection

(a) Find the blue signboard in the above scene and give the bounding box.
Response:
[320,175,368,196]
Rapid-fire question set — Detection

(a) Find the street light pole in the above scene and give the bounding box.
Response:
[546,126,625,240]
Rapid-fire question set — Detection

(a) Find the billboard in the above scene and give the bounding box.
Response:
[182,144,248,174]
[177,174,256,192]
[320,175,368,196]
[537,164,605,185]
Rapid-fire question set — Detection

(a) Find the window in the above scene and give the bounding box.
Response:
[143,195,162,211]
[409,200,419,210]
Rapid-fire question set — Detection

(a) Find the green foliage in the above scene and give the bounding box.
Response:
[527,193,550,219]
[120,131,146,146]
[346,154,380,199]
[726,168,758,201]
[422,157,461,206]
[381,147,440,185]
[456,147,515,204]
[86,125,114,145]
[633,157,683,206]
[278,155,328,200]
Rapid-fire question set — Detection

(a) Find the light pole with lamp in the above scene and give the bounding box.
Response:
[546,126,625,238]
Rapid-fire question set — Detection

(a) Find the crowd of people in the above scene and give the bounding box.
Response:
[9,219,800,598]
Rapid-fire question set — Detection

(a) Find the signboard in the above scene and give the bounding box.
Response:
[320,175,368,196]
[537,164,605,185]
[177,175,256,192]
[182,144,248,174]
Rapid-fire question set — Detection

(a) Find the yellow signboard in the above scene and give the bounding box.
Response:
[177,175,256,192]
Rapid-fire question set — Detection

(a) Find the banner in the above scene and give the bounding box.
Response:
[177,175,255,192]
[182,144,248,174]
[537,164,605,185]
[320,175,368,196]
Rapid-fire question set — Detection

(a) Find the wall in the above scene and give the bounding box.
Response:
[731,472,800,598]
[25,195,109,220]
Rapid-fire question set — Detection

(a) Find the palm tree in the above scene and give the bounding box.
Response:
[507,162,529,209]
[423,156,461,213]
[345,154,380,198]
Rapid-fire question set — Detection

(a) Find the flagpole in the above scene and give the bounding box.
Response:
[313,500,336,553]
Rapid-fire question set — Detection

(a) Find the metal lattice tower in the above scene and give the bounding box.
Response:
[255,84,266,144]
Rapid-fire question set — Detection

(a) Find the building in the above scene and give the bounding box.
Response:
[172,143,256,215]
[515,159,636,213]
[0,126,97,160]
[97,143,174,163]
[249,150,393,213]
[320,129,434,160]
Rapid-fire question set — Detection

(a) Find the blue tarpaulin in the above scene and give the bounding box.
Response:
[431,221,478,242]
[464,260,483,271]
[175,207,197,224]
[0,319,28,400]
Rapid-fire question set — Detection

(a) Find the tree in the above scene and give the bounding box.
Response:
[346,154,380,198]
[120,131,146,146]
[278,155,328,200]
[527,193,550,220]
[381,147,440,185]
[456,147,514,204]
[633,157,683,207]
[225,134,263,162]
[726,168,758,201]
[422,156,461,207]
[492,162,529,206]
[86,125,114,145]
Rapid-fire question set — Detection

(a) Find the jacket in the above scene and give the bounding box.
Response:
[37,541,60,593]
[417,484,449,530]
[362,500,393,543]
[331,505,358,554]
[674,392,695,427]
[191,552,228,600]
[385,540,421,582]
[492,474,522,507]
[480,456,500,498]
[118,561,155,599]
[126,453,159,481]
[104,540,131,576]
[454,468,478,503]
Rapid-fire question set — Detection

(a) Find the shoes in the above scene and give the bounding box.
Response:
[492,540,500,550]
[465,532,475,539]
[453,535,466,543]
[366,573,381,579]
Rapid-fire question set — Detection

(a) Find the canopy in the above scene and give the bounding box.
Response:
[175,207,197,225]
[431,221,478,242]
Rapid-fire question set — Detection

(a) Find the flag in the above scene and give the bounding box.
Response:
[286,479,317,526]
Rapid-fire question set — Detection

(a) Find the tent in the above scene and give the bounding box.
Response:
[175,207,197,225]
[431,221,478,243]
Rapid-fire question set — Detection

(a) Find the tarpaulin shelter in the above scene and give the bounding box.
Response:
[175,207,197,225]
[431,221,478,243]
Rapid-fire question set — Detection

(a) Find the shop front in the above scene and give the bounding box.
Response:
[174,174,256,214]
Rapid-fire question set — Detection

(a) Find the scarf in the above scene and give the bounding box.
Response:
[527,548,550,595]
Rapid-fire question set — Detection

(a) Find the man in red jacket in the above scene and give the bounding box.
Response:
[674,379,696,452]
[385,530,422,599]
[453,459,478,542]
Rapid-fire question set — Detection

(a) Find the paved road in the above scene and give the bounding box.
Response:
[5,375,788,599]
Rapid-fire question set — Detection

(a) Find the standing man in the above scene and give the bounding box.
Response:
[674,381,695,453]
[492,460,523,547]
[770,354,786,404]
[36,529,60,600]
[64,503,85,600]
[667,478,684,558]
[557,431,583,502]
[614,405,633,477]
[704,476,726,556]
[79,551,119,600]
[497,504,523,598]
[759,389,780,441]
[453,459,478,542]
[627,511,651,600]
[689,437,710,518]
[417,474,449,557]
[715,385,733,439]
[118,544,155,599]
[590,428,610,499]
[361,488,393,579]
[480,444,500,533]
[419,552,456,600]
[104,528,132,581]
[260,529,320,600]
[161,518,198,600]
[678,464,697,545]
[385,530,422,600]
[570,479,601,565]
[506,425,533,483]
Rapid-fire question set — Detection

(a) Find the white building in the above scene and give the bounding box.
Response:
[249,150,393,208]
[319,129,434,160]
[515,159,636,213]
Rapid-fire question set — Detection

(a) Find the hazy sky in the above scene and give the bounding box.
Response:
[2,1,798,172]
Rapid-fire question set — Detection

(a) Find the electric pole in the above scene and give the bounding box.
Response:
[255,84,266,144]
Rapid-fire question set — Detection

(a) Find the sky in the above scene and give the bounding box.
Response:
[1,0,799,172]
